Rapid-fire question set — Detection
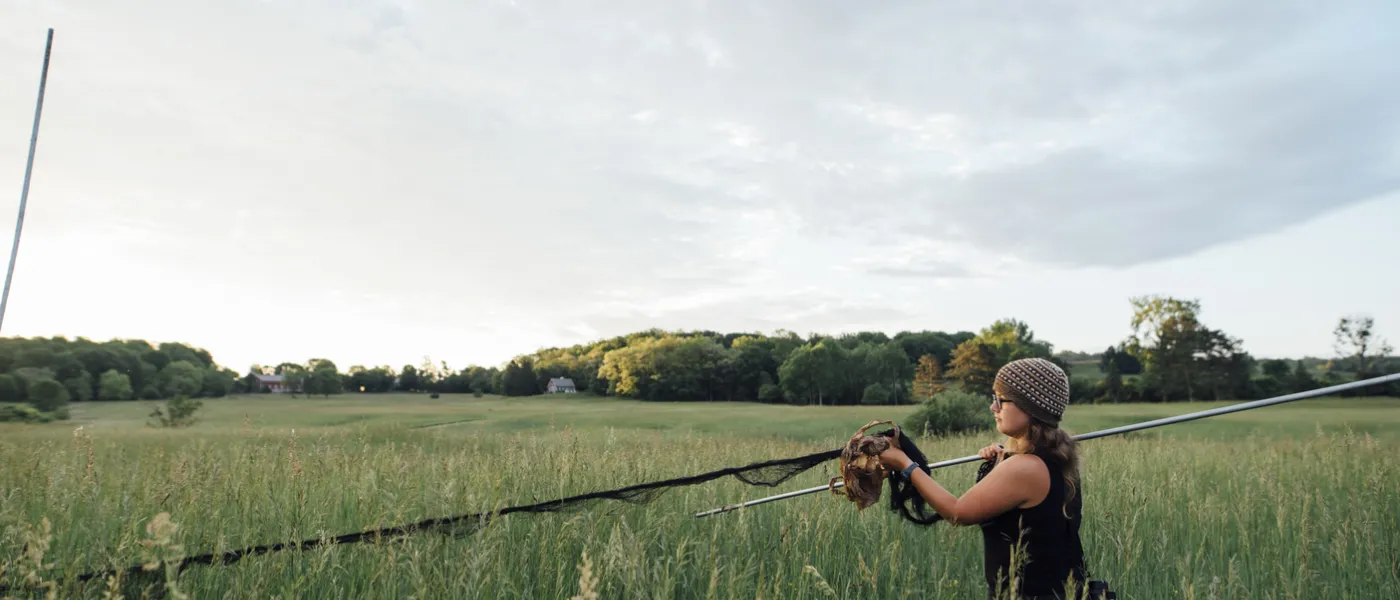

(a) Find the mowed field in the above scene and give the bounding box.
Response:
[2,393,1398,599]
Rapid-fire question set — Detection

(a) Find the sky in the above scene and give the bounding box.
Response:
[0,0,1396,372]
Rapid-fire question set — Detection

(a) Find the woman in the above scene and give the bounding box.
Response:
[879,357,1088,600]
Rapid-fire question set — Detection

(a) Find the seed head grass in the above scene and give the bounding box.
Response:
[1,394,1397,598]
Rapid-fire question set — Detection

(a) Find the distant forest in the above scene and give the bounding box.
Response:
[2,295,1396,414]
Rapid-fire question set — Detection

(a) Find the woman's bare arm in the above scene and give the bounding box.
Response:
[883,450,1044,526]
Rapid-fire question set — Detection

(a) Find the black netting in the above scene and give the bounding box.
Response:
[3,447,843,593]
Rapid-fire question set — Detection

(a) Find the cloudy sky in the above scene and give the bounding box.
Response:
[0,0,1396,372]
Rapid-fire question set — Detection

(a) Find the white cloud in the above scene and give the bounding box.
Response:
[0,0,1396,369]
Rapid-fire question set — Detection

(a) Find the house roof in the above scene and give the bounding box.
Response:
[255,374,285,383]
[549,377,576,387]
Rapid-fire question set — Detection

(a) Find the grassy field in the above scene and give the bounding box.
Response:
[1068,361,1104,381]
[2,393,1398,599]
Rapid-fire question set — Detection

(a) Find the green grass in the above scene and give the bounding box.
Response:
[2,393,1398,599]
[34,392,1400,443]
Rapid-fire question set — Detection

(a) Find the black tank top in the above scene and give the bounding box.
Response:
[978,449,1086,598]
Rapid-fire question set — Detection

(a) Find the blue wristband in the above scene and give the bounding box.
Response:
[901,462,921,481]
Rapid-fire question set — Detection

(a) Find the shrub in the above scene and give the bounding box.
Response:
[0,404,46,423]
[26,378,69,412]
[472,390,484,398]
[99,369,134,401]
[430,392,441,399]
[1068,377,1096,404]
[905,389,995,437]
[757,383,783,403]
[148,395,203,428]
[860,383,893,405]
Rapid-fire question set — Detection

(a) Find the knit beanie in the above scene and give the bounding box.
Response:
[993,358,1069,427]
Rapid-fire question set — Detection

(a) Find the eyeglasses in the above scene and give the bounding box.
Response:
[990,394,1004,412]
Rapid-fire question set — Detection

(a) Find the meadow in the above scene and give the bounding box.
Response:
[2,393,1398,599]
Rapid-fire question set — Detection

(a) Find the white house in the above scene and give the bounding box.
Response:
[254,374,287,393]
[546,377,577,393]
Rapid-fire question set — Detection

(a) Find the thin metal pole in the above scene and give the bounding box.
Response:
[695,371,1400,518]
[0,28,54,333]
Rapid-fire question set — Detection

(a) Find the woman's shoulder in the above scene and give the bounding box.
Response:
[1000,452,1044,466]
[996,453,1052,481]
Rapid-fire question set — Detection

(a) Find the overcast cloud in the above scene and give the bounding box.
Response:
[0,0,1396,369]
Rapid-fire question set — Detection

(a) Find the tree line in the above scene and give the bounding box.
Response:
[1092,298,1397,403]
[244,360,503,398]
[483,296,1397,405]
[0,337,238,408]
[242,328,981,405]
[2,295,1395,419]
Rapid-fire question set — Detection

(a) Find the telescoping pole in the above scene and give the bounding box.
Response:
[0,28,55,333]
[694,372,1400,518]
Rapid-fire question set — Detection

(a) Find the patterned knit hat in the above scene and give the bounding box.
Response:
[993,358,1069,427]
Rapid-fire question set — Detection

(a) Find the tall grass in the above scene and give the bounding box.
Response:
[1,399,1397,598]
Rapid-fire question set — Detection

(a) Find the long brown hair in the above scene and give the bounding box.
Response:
[996,381,1081,517]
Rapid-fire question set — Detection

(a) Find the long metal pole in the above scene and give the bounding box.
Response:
[695,371,1400,518]
[0,28,54,333]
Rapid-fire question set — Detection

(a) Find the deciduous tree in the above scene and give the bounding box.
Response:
[99,369,133,401]
[949,339,997,396]
[1333,315,1392,376]
[27,377,69,412]
[912,355,943,402]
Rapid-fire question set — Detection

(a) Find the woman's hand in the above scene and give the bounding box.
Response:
[878,446,912,470]
[978,444,1004,463]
